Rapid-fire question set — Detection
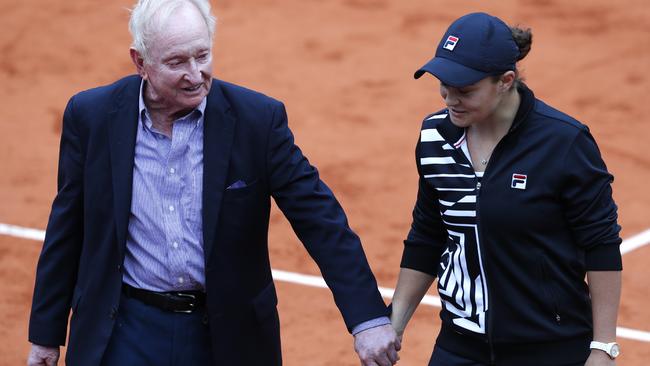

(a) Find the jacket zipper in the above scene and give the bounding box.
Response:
[474,176,495,364]
[449,93,526,364]
[452,139,496,364]
[469,130,514,365]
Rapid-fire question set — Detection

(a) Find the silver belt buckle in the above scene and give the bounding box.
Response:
[173,292,196,313]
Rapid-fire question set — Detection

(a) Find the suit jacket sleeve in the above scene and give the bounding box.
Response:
[29,96,85,346]
[265,102,387,331]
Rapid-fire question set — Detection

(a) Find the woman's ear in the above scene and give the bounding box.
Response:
[500,71,517,92]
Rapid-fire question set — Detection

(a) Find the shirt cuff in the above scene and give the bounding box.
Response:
[351,316,391,336]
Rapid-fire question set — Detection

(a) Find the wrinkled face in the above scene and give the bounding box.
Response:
[134,4,212,115]
[439,77,502,128]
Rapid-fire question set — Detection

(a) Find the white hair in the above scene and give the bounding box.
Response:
[129,0,217,63]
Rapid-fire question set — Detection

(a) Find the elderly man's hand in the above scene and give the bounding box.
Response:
[27,344,59,366]
[354,324,401,366]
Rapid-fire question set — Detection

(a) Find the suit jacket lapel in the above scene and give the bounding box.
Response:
[108,76,141,263]
[202,80,236,263]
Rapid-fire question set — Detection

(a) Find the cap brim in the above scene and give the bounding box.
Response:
[414,57,489,87]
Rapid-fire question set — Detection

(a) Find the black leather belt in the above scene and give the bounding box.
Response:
[122,284,206,313]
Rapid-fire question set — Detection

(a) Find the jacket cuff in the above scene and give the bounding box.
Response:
[400,242,441,276]
[585,244,622,271]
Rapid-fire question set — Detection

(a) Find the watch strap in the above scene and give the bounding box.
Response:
[590,341,619,359]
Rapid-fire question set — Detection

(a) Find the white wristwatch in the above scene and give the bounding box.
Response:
[589,341,620,359]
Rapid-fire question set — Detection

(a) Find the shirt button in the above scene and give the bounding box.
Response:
[169,167,175,174]
[172,242,178,249]
[169,205,175,212]
[178,277,184,284]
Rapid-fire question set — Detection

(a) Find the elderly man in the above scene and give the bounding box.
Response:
[27,0,400,365]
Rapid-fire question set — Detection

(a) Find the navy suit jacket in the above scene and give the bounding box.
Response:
[29,75,388,365]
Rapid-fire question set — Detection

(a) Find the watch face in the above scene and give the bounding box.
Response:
[610,344,620,358]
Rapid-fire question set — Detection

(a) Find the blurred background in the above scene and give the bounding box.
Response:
[1,0,648,364]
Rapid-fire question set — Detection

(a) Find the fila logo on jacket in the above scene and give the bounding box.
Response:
[417,112,530,334]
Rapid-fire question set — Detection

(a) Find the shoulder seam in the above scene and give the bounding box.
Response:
[532,100,587,132]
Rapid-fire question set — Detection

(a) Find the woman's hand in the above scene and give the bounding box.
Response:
[585,350,616,366]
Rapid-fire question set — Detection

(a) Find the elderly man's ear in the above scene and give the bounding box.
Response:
[130,48,146,78]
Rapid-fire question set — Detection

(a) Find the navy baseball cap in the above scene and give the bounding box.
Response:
[414,12,519,87]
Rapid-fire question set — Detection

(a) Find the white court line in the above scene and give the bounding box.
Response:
[1,222,648,342]
[272,269,442,307]
[0,223,45,241]
[621,229,650,255]
[617,327,650,343]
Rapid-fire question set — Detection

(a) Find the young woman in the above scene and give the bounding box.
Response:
[390,12,622,366]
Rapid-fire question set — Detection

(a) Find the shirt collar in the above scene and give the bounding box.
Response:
[138,79,207,129]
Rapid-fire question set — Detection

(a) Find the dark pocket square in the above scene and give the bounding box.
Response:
[226,180,247,189]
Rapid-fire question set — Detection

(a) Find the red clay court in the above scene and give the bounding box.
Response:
[1,0,649,364]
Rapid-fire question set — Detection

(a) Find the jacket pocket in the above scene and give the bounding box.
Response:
[223,179,260,201]
[539,256,562,325]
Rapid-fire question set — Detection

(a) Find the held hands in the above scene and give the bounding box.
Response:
[27,344,60,366]
[354,324,401,366]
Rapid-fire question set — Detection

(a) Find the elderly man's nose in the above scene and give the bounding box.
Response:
[185,59,202,82]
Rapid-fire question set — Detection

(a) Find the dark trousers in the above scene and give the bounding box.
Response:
[101,295,213,366]
[429,345,486,366]
[428,345,585,366]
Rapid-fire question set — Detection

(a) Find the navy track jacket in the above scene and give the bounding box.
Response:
[401,85,622,365]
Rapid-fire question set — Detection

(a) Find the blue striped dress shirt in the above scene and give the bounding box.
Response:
[122,81,207,291]
[121,81,389,334]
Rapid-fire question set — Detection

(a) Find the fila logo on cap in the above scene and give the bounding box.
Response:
[511,174,527,190]
[443,35,459,51]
